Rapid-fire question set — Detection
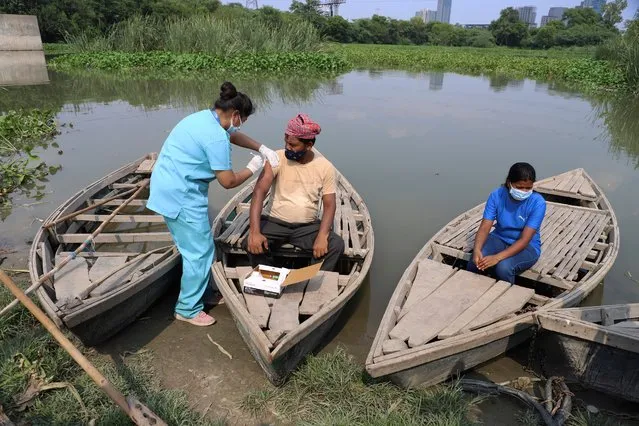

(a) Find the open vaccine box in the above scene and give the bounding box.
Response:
[242,261,324,298]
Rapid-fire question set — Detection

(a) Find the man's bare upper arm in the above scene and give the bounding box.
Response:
[254,161,275,195]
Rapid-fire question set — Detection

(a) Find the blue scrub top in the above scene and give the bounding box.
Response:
[147,110,232,221]
[482,186,547,255]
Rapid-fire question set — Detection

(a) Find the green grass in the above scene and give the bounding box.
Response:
[0,282,220,425]
[48,51,348,75]
[242,347,481,425]
[333,44,626,92]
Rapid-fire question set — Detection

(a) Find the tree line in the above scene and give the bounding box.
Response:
[0,0,633,48]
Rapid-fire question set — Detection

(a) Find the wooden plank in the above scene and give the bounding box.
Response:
[268,280,308,334]
[229,213,251,246]
[299,271,339,316]
[89,254,163,296]
[217,211,248,243]
[90,199,148,207]
[601,308,614,326]
[564,214,610,281]
[237,266,271,329]
[390,270,496,347]
[438,281,511,339]
[59,251,142,258]
[399,260,456,318]
[551,212,600,279]
[568,174,586,193]
[382,339,408,355]
[53,256,92,301]
[74,214,164,223]
[89,256,128,282]
[58,232,173,243]
[556,170,579,191]
[265,329,285,345]
[466,286,535,330]
[578,178,597,198]
[136,159,156,174]
[611,320,639,329]
[536,210,590,274]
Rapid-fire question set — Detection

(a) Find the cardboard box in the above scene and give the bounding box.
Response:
[242,261,324,298]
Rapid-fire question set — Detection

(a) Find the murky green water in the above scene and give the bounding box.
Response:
[2,59,639,358]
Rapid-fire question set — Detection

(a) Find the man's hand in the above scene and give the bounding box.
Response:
[477,255,501,271]
[313,233,329,259]
[248,232,268,255]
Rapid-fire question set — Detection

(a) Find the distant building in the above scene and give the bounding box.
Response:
[540,6,567,26]
[415,9,437,23]
[436,0,452,24]
[541,16,559,26]
[464,24,491,29]
[580,0,606,14]
[517,6,538,27]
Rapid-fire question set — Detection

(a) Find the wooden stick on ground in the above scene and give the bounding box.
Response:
[0,270,166,426]
[0,180,150,317]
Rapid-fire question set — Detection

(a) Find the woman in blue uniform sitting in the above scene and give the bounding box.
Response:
[468,162,547,284]
[147,82,279,327]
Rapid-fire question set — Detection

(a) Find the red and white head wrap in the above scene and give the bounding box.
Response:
[285,114,321,140]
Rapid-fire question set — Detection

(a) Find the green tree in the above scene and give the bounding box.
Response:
[563,7,601,27]
[258,5,284,28]
[533,20,563,48]
[322,16,354,42]
[489,7,528,47]
[602,0,628,27]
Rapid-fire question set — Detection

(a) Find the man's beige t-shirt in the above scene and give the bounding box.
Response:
[265,150,336,224]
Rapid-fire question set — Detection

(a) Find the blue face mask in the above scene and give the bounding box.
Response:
[285,148,306,162]
[510,186,533,201]
[227,114,242,135]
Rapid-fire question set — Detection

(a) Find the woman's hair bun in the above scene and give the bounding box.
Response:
[219,82,238,101]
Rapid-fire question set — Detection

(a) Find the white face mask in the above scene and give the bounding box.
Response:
[227,113,242,135]
[510,186,533,201]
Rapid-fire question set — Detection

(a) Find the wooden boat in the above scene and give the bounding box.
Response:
[27,153,180,346]
[366,168,619,388]
[212,151,374,385]
[535,303,639,403]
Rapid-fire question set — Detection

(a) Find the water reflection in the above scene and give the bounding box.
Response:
[488,74,525,92]
[429,72,444,91]
[591,95,639,168]
[0,51,49,87]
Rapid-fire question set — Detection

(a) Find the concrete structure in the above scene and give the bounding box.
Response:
[517,6,538,28]
[415,9,438,23]
[548,7,567,18]
[0,14,43,51]
[436,0,452,24]
[541,16,560,26]
[580,0,606,14]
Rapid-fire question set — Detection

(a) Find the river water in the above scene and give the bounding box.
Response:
[2,60,639,407]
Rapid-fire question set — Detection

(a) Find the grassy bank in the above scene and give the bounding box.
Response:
[0,280,219,425]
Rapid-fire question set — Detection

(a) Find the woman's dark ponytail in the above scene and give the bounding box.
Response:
[214,81,255,118]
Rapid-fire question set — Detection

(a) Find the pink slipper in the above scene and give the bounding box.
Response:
[174,311,216,327]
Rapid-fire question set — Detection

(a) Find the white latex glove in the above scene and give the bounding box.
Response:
[246,154,264,175]
[259,144,280,168]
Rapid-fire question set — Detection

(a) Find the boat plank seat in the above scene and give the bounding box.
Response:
[299,271,339,316]
[534,169,598,202]
[89,254,163,297]
[237,266,271,328]
[215,189,369,260]
[433,202,611,290]
[88,257,128,282]
[269,280,308,334]
[53,256,92,302]
[135,157,157,174]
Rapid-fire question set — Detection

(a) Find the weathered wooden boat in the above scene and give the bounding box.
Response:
[535,303,639,403]
[212,151,374,385]
[27,153,180,346]
[366,168,619,388]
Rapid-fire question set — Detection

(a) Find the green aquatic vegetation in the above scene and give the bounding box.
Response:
[48,51,349,75]
[334,44,626,92]
[242,347,480,425]
[0,109,61,213]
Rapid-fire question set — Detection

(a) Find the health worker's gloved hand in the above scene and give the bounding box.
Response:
[246,154,264,175]
[259,145,280,168]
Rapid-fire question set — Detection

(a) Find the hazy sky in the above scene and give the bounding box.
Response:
[231,0,638,25]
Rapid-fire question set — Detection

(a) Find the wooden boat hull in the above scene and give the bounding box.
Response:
[212,150,374,385]
[366,169,619,388]
[536,330,639,403]
[29,154,181,346]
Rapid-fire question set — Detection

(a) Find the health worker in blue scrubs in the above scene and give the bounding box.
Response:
[147,82,280,327]
[467,162,547,284]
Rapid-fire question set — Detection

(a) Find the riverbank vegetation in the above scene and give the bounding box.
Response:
[0,110,61,216]
[0,279,219,425]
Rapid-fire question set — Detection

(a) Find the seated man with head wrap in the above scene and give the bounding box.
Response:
[243,113,345,271]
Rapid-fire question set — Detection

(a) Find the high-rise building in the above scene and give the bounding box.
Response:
[436,0,452,24]
[548,7,567,18]
[517,6,538,27]
[415,9,437,23]
[580,0,606,14]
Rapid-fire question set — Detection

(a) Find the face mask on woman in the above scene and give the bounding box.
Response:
[510,186,533,201]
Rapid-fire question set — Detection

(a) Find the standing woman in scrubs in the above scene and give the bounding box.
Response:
[467,162,547,284]
[147,82,279,326]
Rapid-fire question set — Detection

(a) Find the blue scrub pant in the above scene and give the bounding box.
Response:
[164,212,214,318]
[467,233,539,284]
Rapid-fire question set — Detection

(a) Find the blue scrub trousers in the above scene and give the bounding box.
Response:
[164,212,214,318]
[467,233,539,284]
